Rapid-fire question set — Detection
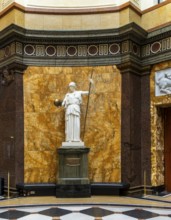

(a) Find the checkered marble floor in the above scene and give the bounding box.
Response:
[0,205,171,220]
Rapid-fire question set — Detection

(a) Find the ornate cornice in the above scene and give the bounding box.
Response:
[0,22,171,70]
[0,23,147,44]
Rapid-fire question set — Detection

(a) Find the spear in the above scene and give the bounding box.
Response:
[82,70,94,141]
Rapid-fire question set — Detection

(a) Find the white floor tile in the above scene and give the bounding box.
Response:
[61,212,94,220]
[143,208,171,215]
[18,213,52,220]
[99,205,136,212]
[103,214,137,220]
[59,205,92,211]
[148,217,171,220]
[16,206,51,213]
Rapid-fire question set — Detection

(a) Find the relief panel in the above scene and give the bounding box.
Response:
[155,68,171,96]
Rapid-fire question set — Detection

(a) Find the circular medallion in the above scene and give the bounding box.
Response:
[133,44,138,54]
[24,44,35,55]
[151,42,161,54]
[67,46,77,56]
[88,45,98,56]
[4,46,11,57]
[46,46,56,56]
[109,43,120,55]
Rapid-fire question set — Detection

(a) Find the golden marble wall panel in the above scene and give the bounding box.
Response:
[151,61,171,186]
[24,66,121,183]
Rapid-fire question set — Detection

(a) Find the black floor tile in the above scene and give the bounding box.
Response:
[80,207,114,217]
[0,210,30,219]
[123,209,159,219]
[39,207,72,217]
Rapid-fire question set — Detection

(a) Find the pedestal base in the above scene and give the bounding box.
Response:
[56,184,91,198]
[62,141,85,148]
[56,145,90,197]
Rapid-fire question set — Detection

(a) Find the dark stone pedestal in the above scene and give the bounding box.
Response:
[56,184,90,198]
[56,146,90,197]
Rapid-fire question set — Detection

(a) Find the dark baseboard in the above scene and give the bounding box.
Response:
[127,185,165,197]
[151,185,165,195]
[16,182,130,197]
[16,183,56,196]
[91,182,130,196]
[0,178,4,196]
[16,183,166,198]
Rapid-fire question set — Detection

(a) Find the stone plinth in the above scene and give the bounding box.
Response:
[56,143,90,197]
[61,141,85,148]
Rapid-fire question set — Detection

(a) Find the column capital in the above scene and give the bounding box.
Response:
[0,63,27,86]
[8,63,27,74]
[141,65,152,76]
[117,61,142,75]
[117,62,152,76]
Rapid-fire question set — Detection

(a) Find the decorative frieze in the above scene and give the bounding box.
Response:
[45,46,56,56]
[0,42,122,61]
[66,46,77,56]
[16,42,23,55]
[99,44,108,56]
[142,37,171,57]
[0,40,142,62]
[78,45,87,57]
[36,45,45,57]
[0,32,171,66]
[151,42,161,54]
[109,43,120,55]
[24,44,35,56]
[121,41,129,53]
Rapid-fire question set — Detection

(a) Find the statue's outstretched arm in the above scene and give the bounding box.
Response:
[81,91,89,95]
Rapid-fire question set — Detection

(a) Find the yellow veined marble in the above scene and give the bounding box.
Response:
[24,66,121,183]
[150,61,171,186]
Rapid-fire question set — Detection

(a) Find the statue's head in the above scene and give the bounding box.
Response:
[165,72,171,79]
[69,82,76,92]
[69,82,76,87]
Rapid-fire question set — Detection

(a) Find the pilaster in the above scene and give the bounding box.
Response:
[0,63,27,189]
[118,61,142,188]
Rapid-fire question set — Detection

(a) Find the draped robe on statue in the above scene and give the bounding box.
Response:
[62,91,88,142]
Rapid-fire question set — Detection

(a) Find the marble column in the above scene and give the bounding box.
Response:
[140,66,152,187]
[0,64,27,188]
[118,62,151,190]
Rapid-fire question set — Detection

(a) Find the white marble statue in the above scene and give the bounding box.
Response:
[55,81,94,143]
[155,68,171,96]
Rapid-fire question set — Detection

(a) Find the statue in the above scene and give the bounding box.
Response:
[55,80,93,143]
[156,71,171,95]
